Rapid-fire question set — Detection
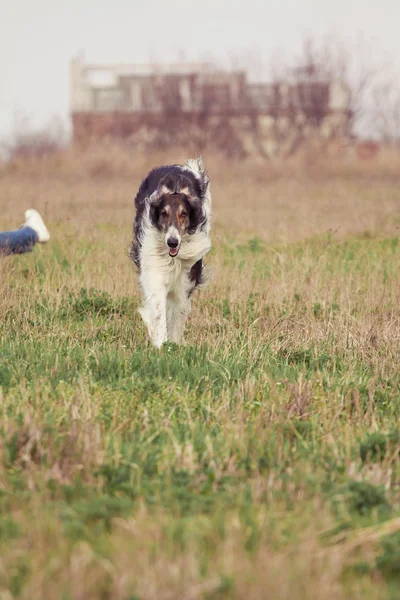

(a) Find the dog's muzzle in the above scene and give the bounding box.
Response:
[167,236,180,257]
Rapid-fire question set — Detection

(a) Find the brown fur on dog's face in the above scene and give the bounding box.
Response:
[151,193,192,257]
[157,194,191,235]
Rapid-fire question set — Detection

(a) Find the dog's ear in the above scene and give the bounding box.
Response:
[147,188,161,224]
[147,183,166,226]
[184,156,210,196]
[148,189,163,207]
[147,177,170,224]
[174,177,206,231]
[186,195,206,233]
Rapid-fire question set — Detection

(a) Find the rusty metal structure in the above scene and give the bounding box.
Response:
[70,54,352,155]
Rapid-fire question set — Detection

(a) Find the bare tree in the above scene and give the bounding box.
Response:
[367,81,400,143]
[263,35,393,155]
[4,114,66,161]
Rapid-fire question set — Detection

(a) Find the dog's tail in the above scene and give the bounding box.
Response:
[184,156,206,177]
[184,156,211,234]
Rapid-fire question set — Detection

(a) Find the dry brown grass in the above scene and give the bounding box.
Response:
[1,142,400,238]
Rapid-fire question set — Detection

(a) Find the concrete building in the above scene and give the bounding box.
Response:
[70,54,352,155]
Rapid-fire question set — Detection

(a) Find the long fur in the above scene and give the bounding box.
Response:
[131,157,212,347]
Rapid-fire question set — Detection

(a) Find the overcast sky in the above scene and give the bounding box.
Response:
[0,0,399,140]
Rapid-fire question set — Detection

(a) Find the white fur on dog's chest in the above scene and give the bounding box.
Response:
[140,229,210,274]
[139,228,211,301]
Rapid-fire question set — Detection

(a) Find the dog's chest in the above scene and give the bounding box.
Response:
[178,232,211,263]
[140,228,211,293]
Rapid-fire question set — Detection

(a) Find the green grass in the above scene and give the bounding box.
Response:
[0,228,400,599]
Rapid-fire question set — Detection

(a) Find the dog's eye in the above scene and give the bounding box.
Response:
[180,211,187,218]
[160,209,168,217]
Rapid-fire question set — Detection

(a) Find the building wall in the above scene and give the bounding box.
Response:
[70,55,352,154]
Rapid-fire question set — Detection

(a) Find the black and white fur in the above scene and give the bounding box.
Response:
[131,157,212,347]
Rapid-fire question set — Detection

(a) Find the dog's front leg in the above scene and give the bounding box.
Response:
[167,294,191,344]
[139,283,167,348]
[166,273,193,344]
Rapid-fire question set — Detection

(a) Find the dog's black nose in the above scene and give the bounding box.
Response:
[167,237,179,248]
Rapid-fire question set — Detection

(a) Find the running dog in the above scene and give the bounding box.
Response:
[131,157,212,347]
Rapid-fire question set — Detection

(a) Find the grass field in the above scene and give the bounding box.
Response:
[0,146,400,599]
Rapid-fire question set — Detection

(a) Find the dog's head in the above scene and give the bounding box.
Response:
[149,172,205,257]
